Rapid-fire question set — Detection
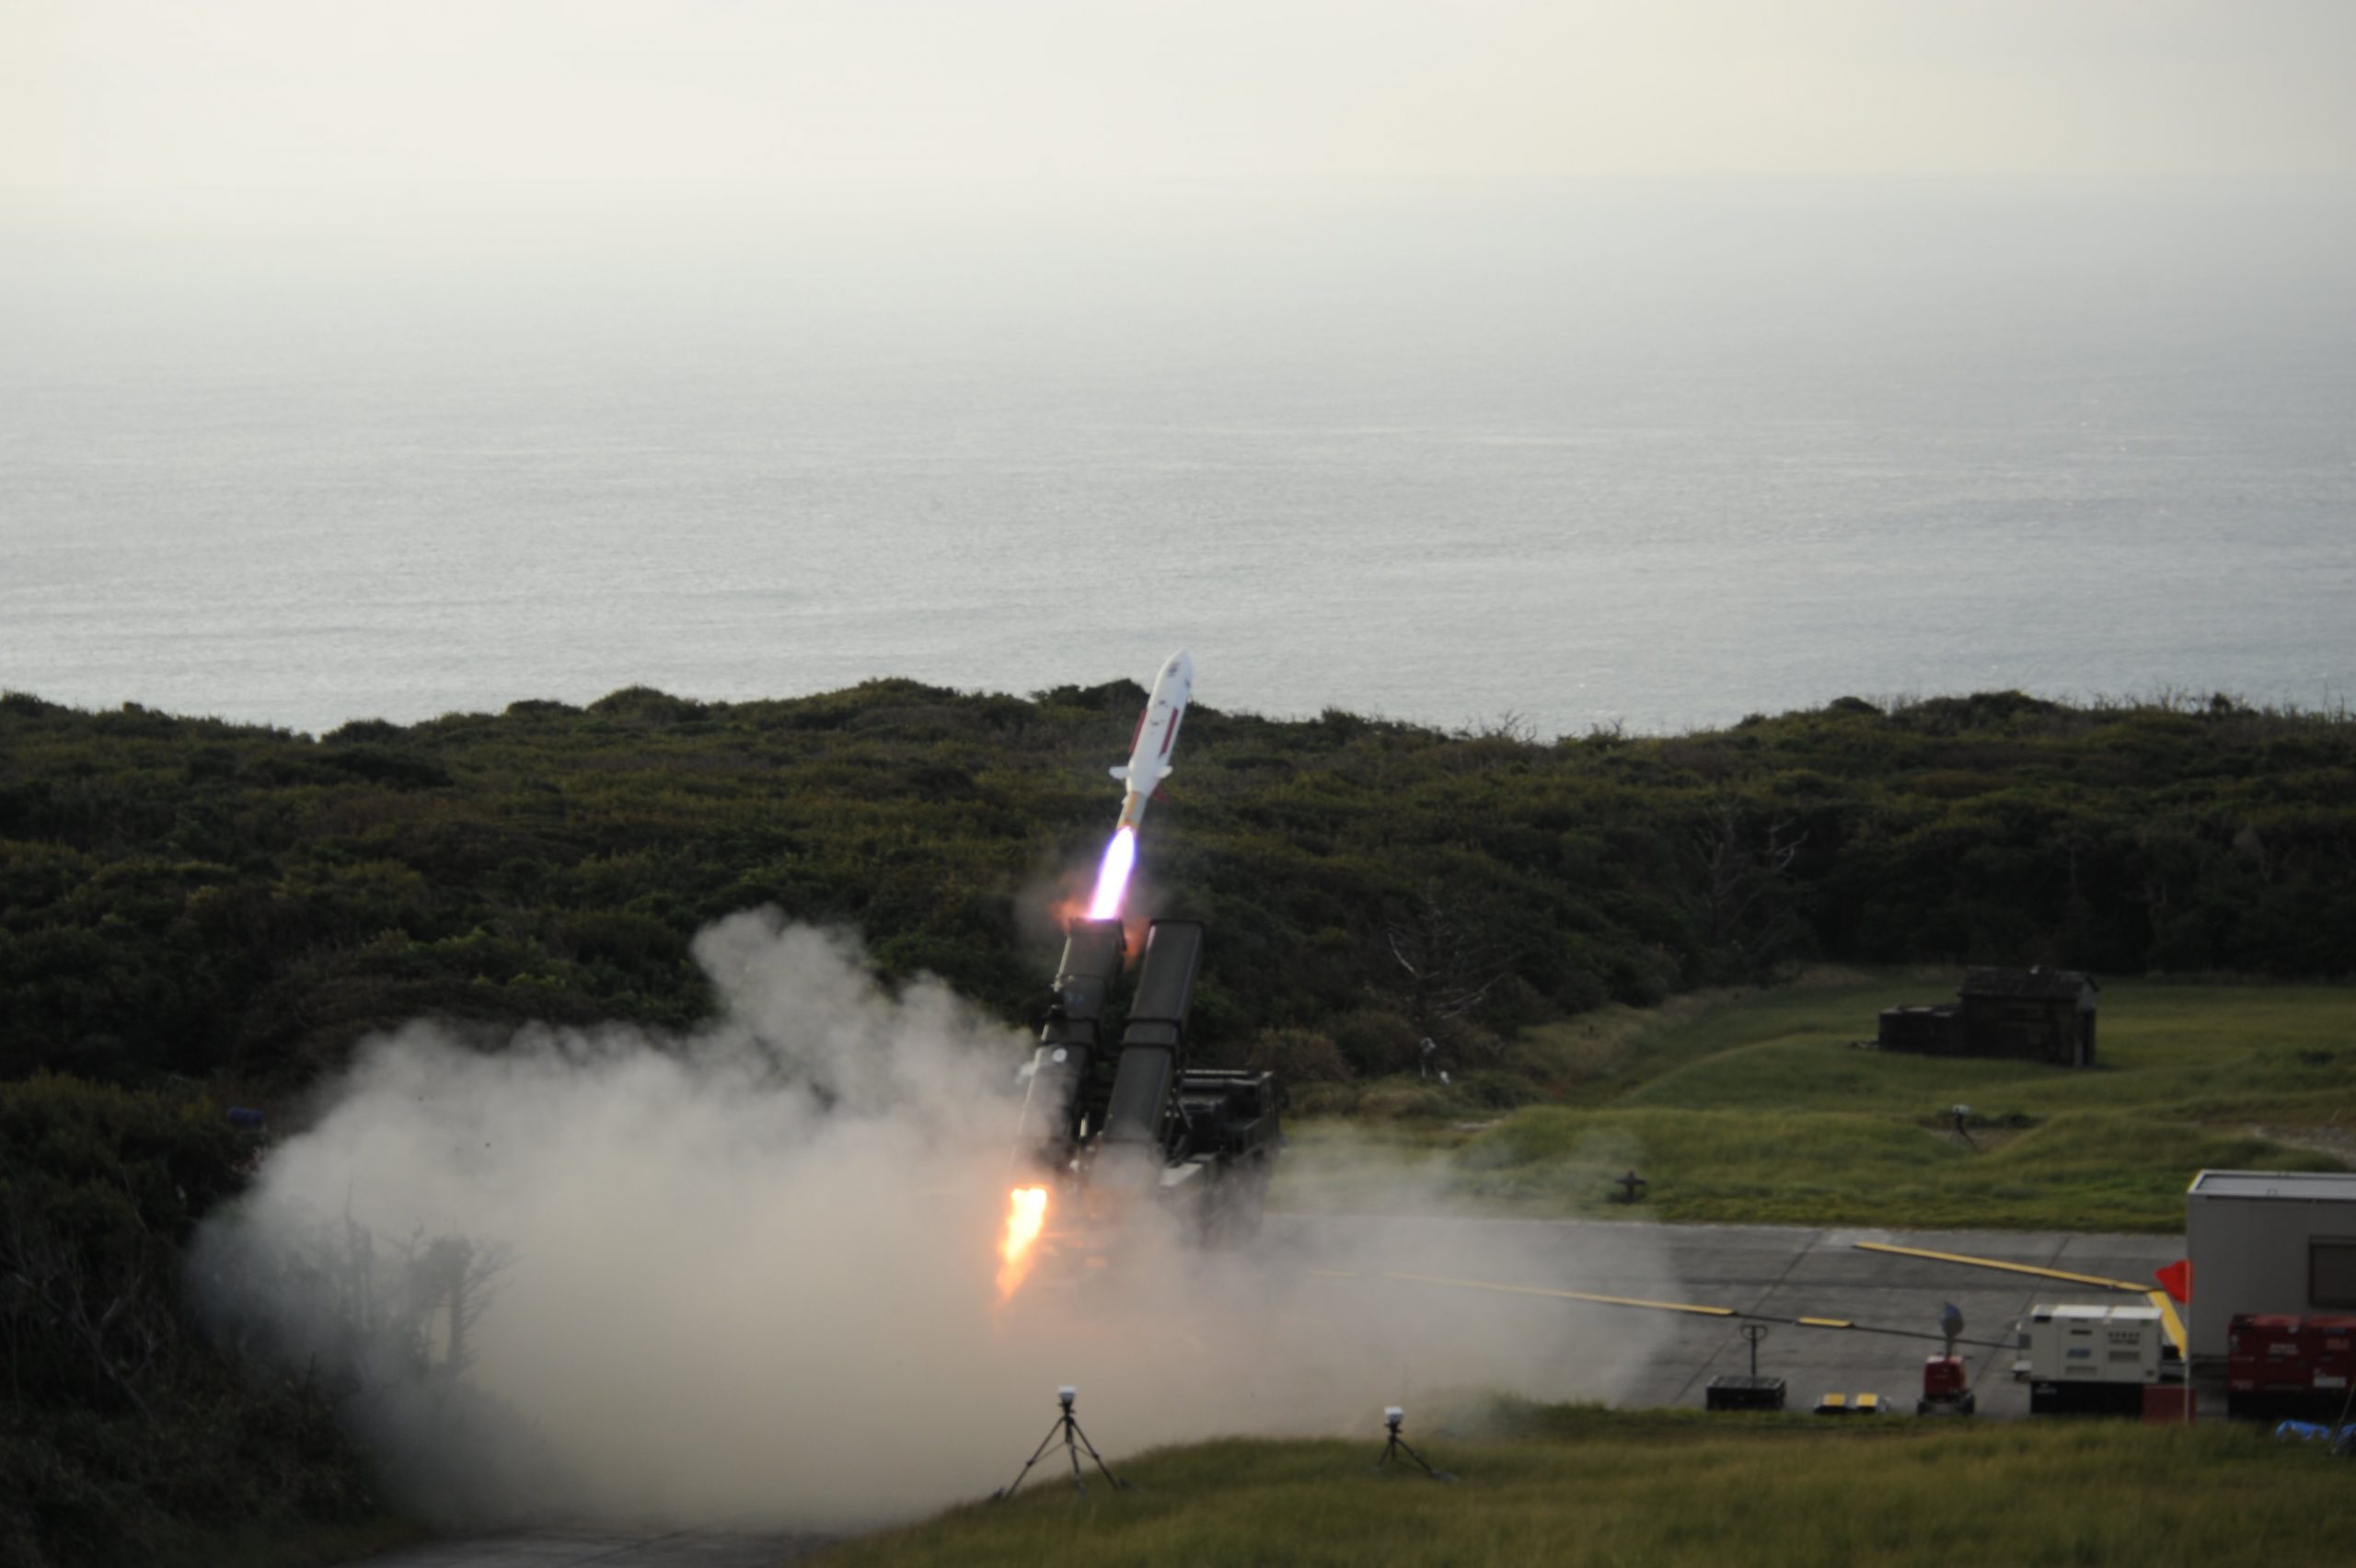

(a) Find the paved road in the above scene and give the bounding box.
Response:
[1267,1213,2186,1416]
[353,1216,2187,1566]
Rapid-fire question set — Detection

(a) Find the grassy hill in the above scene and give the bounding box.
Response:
[819,1407,2356,1568]
[1281,973,2354,1230]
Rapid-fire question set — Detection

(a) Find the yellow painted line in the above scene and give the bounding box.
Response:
[1382,1272,1736,1318]
[2146,1291,2189,1359]
[1854,1241,2146,1293]
[1796,1316,1855,1329]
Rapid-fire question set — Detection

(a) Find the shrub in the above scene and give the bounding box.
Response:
[1246,1028,1352,1084]
[1332,1009,1419,1078]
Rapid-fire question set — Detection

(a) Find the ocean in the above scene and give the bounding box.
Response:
[5,179,2351,739]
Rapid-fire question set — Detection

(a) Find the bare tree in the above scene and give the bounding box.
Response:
[1680,796,1807,978]
[1382,881,1522,1049]
[1,1191,172,1423]
[419,1235,514,1387]
[214,1207,517,1399]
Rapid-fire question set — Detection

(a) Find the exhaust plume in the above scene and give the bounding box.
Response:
[193,909,1677,1530]
[1084,825,1136,919]
[996,1186,1049,1299]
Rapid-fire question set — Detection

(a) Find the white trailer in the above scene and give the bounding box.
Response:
[2186,1170,2356,1362]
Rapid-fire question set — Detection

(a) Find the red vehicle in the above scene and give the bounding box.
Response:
[1916,1354,1974,1415]
[2228,1313,2354,1420]
[2301,1315,2356,1404]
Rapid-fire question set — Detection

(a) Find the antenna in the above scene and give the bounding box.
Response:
[991,1385,1131,1501]
[1373,1405,1456,1482]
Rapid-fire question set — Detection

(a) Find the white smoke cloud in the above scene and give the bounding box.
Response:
[193,909,1675,1530]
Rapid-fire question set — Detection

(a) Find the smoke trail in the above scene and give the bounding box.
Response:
[192,909,1677,1530]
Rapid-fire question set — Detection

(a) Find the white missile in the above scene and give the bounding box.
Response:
[1110,650,1192,835]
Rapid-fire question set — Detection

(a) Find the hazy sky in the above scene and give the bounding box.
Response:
[9,0,2353,193]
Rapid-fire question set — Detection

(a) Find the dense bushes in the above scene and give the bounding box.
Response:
[0,1076,387,1566]
[2,685,2351,1090]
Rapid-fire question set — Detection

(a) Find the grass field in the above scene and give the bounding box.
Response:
[816,1408,2356,1568]
[1277,974,2354,1230]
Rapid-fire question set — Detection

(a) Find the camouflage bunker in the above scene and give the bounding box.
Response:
[1875,967,2098,1067]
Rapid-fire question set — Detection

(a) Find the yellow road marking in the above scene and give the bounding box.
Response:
[1381,1272,1736,1317]
[1853,1241,2146,1292]
[1796,1316,1855,1329]
[2145,1290,2189,1359]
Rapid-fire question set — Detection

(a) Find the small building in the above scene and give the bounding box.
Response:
[2186,1170,2356,1362]
[1873,967,2097,1066]
[1956,967,2098,1066]
[1877,1002,1960,1055]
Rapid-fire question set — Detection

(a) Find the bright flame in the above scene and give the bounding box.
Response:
[1086,827,1136,919]
[997,1185,1050,1299]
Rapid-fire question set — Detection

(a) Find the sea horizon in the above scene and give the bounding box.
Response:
[7,178,2352,741]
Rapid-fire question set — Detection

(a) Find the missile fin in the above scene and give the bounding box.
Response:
[1109,766,1130,780]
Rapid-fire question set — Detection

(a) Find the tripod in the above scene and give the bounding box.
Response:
[1374,1409,1456,1482]
[993,1389,1129,1500]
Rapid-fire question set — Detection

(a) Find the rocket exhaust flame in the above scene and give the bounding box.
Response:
[1085,827,1137,920]
[997,1185,1050,1298]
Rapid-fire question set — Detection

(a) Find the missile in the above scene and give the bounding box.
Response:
[1110,650,1192,835]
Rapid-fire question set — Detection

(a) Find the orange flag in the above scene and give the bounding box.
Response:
[2154,1259,2191,1304]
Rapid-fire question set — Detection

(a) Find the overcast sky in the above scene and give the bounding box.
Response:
[8,0,2353,194]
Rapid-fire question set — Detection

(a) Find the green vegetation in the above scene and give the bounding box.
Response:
[820,1410,2356,1568]
[139,1518,430,1568]
[5,681,2354,1562]
[4,685,2352,1090]
[0,1075,402,1568]
[1279,975,2354,1230]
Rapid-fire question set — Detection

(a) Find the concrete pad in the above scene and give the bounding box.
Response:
[1265,1214,2183,1417]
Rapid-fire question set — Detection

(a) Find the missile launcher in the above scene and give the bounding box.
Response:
[1011,917,1279,1259]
